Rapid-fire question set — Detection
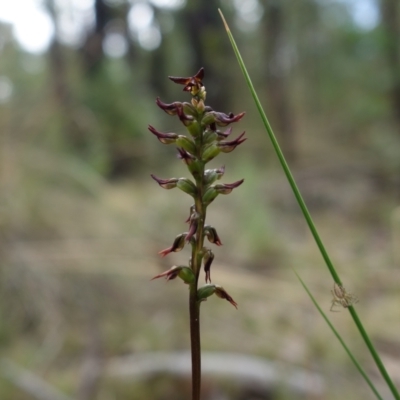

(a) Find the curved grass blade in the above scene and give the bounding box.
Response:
[218,9,400,400]
[295,272,384,400]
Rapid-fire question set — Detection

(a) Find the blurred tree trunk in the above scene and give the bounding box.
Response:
[380,0,400,131]
[76,302,104,400]
[148,8,168,98]
[178,0,233,111]
[81,0,113,74]
[45,0,86,149]
[262,2,297,163]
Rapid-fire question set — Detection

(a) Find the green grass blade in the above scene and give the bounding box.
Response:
[295,272,384,400]
[218,9,400,400]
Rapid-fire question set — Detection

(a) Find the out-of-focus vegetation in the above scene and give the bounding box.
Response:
[1,0,400,399]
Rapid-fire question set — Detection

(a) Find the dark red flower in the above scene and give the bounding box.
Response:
[214,179,244,194]
[185,212,199,242]
[218,132,247,153]
[176,103,195,126]
[215,127,233,140]
[155,98,182,115]
[151,266,181,281]
[169,68,204,93]
[148,125,178,144]
[215,112,245,126]
[158,233,187,257]
[204,111,244,127]
[204,226,223,246]
[177,148,196,165]
[203,249,214,284]
[215,285,238,309]
[151,174,178,189]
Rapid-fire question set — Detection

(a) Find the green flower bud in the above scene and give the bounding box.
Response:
[204,169,217,186]
[203,130,218,146]
[197,284,216,302]
[186,120,202,138]
[176,136,197,154]
[202,186,219,206]
[177,178,197,197]
[202,144,221,163]
[200,112,216,127]
[178,266,195,284]
[183,102,197,117]
[197,86,206,102]
[204,166,225,186]
[192,98,205,113]
[188,161,203,181]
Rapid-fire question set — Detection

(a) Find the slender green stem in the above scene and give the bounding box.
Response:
[189,283,201,400]
[219,9,400,400]
[189,153,206,400]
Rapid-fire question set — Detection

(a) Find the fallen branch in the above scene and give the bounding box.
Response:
[107,351,325,397]
[0,358,74,400]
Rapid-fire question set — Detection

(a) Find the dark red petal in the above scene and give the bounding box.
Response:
[156,97,181,115]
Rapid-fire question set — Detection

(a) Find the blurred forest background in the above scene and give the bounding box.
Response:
[1,0,400,399]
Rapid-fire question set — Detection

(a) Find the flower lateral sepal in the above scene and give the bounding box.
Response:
[151,265,195,284]
[177,148,202,179]
[203,249,214,283]
[185,211,200,242]
[215,285,238,309]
